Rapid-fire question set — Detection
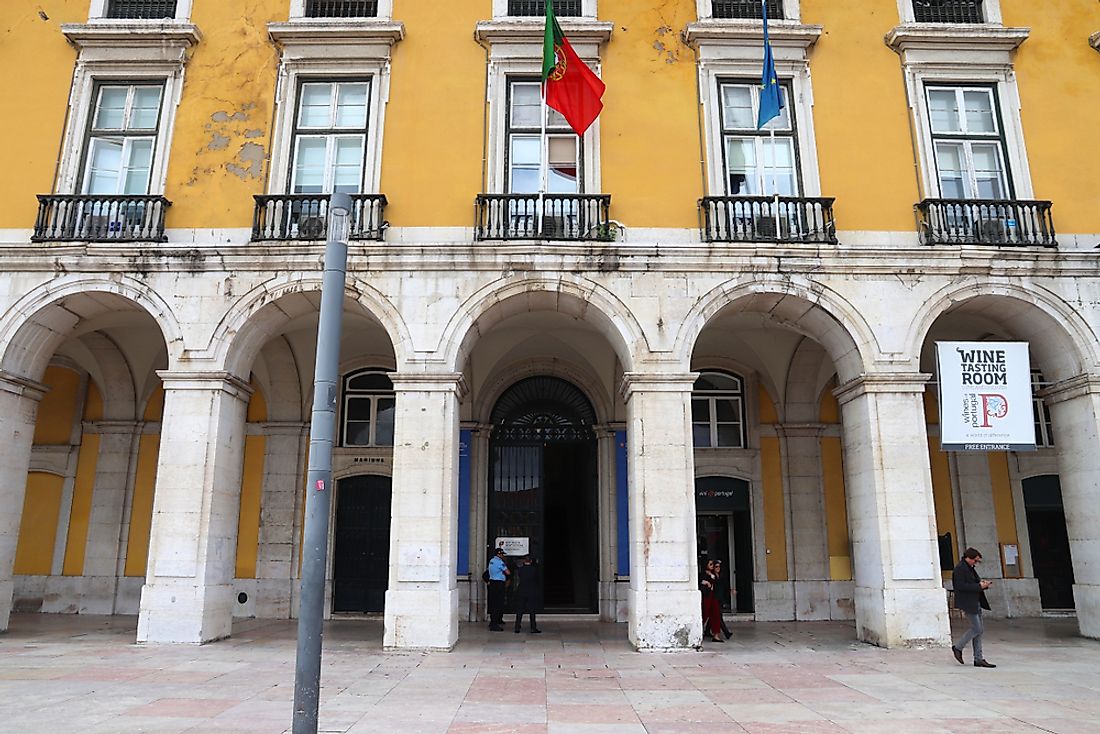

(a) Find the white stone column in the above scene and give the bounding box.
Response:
[1044,375,1100,638]
[834,374,950,647]
[621,373,701,650]
[254,421,308,619]
[137,371,251,644]
[780,425,830,620]
[0,372,47,631]
[384,373,464,650]
[79,420,141,614]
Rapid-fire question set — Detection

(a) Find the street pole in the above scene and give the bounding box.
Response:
[292,192,353,734]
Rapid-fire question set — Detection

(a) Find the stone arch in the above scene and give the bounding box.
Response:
[0,275,183,382]
[69,332,137,421]
[250,336,307,423]
[440,275,649,374]
[784,338,833,424]
[475,358,613,427]
[206,274,410,378]
[674,276,876,384]
[906,280,1099,381]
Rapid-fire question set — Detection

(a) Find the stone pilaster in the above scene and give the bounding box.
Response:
[254,421,308,619]
[383,373,464,650]
[1043,375,1100,638]
[834,373,950,647]
[79,420,141,614]
[0,372,47,631]
[620,373,701,650]
[137,371,251,644]
[779,424,830,619]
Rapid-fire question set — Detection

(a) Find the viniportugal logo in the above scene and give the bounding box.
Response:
[977,393,1009,428]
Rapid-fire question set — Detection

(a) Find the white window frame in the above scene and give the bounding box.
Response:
[53,22,195,196]
[698,60,820,198]
[288,81,371,194]
[925,85,1011,200]
[696,0,800,22]
[692,371,748,449]
[81,83,164,195]
[896,0,1002,24]
[266,22,403,196]
[477,22,611,195]
[492,0,597,19]
[289,0,394,19]
[88,0,194,21]
[341,370,395,448]
[718,81,800,197]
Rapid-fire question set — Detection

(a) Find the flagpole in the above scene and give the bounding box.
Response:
[539,85,548,238]
[770,127,781,236]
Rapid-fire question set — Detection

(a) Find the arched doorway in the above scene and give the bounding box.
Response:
[332,474,392,613]
[488,376,599,613]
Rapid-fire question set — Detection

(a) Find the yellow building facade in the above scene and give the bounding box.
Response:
[0,0,1098,650]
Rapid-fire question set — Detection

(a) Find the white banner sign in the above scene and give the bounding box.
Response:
[494,537,529,556]
[936,341,1036,451]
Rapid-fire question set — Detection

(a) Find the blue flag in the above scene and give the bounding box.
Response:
[757,1,783,129]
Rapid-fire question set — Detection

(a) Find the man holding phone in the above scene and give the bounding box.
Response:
[951,547,996,668]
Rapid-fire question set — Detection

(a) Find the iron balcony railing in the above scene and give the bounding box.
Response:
[476,194,613,241]
[105,0,177,19]
[252,194,387,241]
[304,0,378,18]
[917,198,1056,247]
[912,0,984,23]
[33,195,170,242]
[712,0,785,20]
[507,0,582,17]
[700,196,837,244]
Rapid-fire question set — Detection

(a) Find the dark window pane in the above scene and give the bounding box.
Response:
[693,424,712,448]
[692,398,711,422]
[508,0,582,16]
[347,371,392,391]
[716,423,742,447]
[714,398,740,422]
[346,421,371,446]
[712,0,784,20]
[305,0,379,17]
[375,398,395,446]
[346,397,372,420]
[912,0,984,23]
[106,0,177,18]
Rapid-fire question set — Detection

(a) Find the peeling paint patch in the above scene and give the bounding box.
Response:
[226,142,265,180]
[243,129,264,138]
[208,132,230,151]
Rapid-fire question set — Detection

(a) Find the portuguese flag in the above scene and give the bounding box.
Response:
[542,1,605,136]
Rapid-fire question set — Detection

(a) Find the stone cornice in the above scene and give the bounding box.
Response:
[389,372,468,399]
[0,370,49,401]
[833,372,932,405]
[682,19,822,50]
[775,423,826,438]
[1038,374,1100,405]
[267,19,405,48]
[619,372,699,400]
[474,18,613,45]
[62,21,202,65]
[82,419,142,434]
[155,370,254,400]
[885,23,1029,56]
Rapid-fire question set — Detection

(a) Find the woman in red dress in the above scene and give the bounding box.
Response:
[700,559,724,643]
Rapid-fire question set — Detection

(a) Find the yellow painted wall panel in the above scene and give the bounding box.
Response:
[163,0,284,228]
[802,0,920,231]
[598,0,702,227]
[821,435,851,580]
[819,377,839,424]
[987,452,1018,548]
[34,366,81,445]
[124,434,160,577]
[760,436,787,580]
[235,435,267,579]
[927,442,956,579]
[1007,0,1100,233]
[62,434,100,575]
[380,0,490,226]
[0,2,84,227]
[758,384,778,424]
[143,385,165,422]
[14,473,65,576]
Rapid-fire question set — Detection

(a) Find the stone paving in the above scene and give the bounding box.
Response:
[0,613,1098,733]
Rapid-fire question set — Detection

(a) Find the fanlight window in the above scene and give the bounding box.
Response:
[342,369,394,447]
[692,371,747,448]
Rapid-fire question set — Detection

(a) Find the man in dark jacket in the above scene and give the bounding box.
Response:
[513,555,542,633]
[951,547,996,668]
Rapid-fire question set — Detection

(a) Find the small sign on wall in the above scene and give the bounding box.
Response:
[1002,543,1022,578]
[936,341,1036,452]
[495,537,529,556]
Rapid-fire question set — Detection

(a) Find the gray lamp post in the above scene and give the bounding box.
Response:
[292,192,353,734]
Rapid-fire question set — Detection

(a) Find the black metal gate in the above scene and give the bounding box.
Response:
[487,377,599,613]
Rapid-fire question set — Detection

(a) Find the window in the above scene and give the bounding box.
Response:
[1032,370,1054,448]
[342,370,395,447]
[911,0,984,23]
[507,81,580,194]
[508,0,582,15]
[81,83,164,195]
[289,81,370,194]
[305,0,378,16]
[712,0,784,19]
[719,82,797,196]
[692,372,746,448]
[105,0,178,18]
[926,86,1010,200]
